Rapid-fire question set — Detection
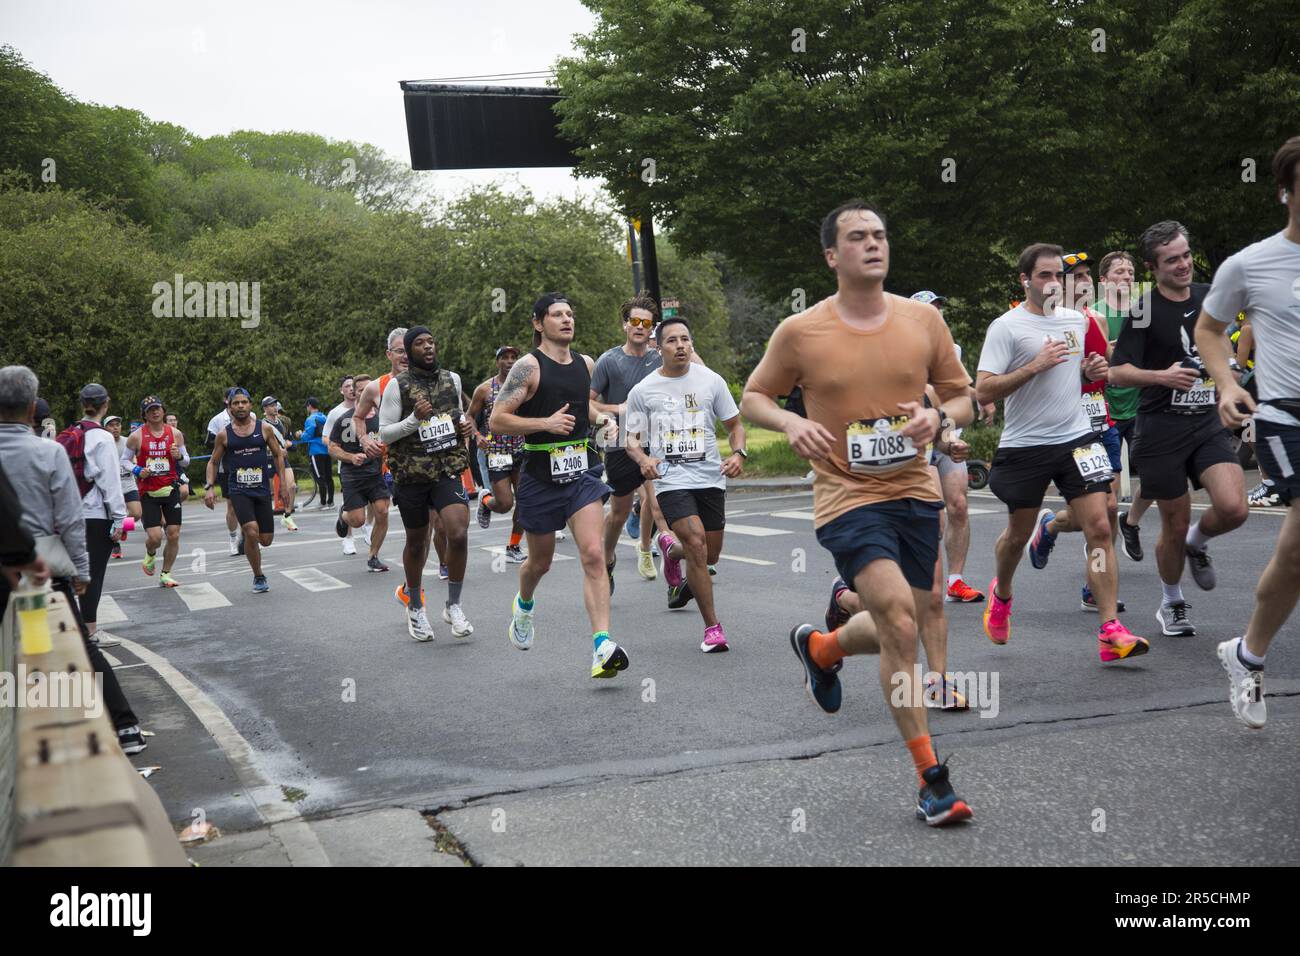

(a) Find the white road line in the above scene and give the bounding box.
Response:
[174,581,233,611]
[101,650,122,667]
[769,510,815,521]
[723,523,791,537]
[719,554,776,566]
[728,491,813,503]
[113,636,330,866]
[281,567,351,591]
[97,595,128,624]
[480,545,574,561]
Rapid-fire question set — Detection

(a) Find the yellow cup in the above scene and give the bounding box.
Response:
[15,588,53,656]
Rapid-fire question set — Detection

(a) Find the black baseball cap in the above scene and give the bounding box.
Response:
[531,292,569,319]
[141,394,164,413]
[80,383,109,403]
[305,396,320,409]
[261,395,279,408]
[495,345,520,359]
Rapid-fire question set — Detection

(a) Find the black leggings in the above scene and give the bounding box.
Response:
[311,454,334,505]
[78,517,114,626]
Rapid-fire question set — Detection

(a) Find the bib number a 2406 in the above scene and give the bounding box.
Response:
[549,445,586,483]
[847,417,916,473]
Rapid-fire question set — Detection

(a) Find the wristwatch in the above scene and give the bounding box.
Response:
[734,447,748,459]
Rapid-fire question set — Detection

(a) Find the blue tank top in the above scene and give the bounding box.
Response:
[226,421,271,498]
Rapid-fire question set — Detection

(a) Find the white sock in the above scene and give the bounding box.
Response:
[947,574,962,587]
[1186,520,1209,551]
[1161,582,1184,605]
[364,523,373,534]
[1237,639,1266,668]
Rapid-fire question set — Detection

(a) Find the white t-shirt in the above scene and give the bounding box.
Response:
[625,364,740,492]
[979,305,1093,447]
[1203,230,1300,427]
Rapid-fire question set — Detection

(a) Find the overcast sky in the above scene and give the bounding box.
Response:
[2,0,605,202]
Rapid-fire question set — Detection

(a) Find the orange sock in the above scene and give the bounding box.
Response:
[809,628,846,670]
[509,532,523,548]
[462,468,475,493]
[482,493,495,510]
[905,735,938,785]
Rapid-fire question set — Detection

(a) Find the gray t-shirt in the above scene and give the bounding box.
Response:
[1203,230,1300,427]
[591,345,663,406]
[978,304,1093,447]
[625,364,740,492]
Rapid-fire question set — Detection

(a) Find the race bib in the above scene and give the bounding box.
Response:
[847,417,916,474]
[488,452,514,472]
[1171,378,1216,412]
[418,414,458,453]
[145,456,170,475]
[236,466,263,487]
[663,428,707,464]
[549,445,587,483]
[1072,442,1113,482]
[1080,393,1108,433]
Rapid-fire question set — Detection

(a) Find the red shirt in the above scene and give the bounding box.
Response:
[1081,306,1112,431]
[135,425,177,493]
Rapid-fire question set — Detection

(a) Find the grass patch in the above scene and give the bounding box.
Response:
[280,785,308,804]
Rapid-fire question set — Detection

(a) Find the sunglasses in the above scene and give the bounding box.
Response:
[627,317,655,329]
[1063,252,1090,267]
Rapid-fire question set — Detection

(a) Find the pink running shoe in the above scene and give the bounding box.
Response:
[658,532,682,588]
[1098,619,1150,663]
[701,623,729,653]
[983,577,1012,645]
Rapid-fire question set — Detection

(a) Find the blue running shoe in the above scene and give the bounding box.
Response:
[252,575,270,594]
[626,499,641,539]
[1026,508,1057,570]
[789,624,842,714]
[1080,584,1125,613]
[916,760,973,826]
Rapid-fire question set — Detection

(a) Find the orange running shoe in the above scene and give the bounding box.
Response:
[983,578,1011,644]
[1099,620,1150,663]
[945,578,985,603]
[394,583,427,608]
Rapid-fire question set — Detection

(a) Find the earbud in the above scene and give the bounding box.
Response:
[1283,190,1291,205]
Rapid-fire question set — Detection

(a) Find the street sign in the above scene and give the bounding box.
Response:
[661,296,679,318]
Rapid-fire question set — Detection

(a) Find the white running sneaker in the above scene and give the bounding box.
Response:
[228,532,239,556]
[555,529,567,542]
[508,593,534,650]
[637,548,657,580]
[591,637,630,679]
[359,523,373,547]
[342,535,357,556]
[406,607,435,642]
[443,603,474,639]
[1216,637,1266,729]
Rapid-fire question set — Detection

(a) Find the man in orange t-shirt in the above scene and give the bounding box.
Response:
[742,200,976,827]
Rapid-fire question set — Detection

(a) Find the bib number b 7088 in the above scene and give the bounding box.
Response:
[847,416,916,474]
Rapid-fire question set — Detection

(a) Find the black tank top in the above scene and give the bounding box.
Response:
[519,348,594,484]
[226,420,271,498]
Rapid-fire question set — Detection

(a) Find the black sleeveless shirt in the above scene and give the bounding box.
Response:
[226,421,271,498]
[519,348,594,484]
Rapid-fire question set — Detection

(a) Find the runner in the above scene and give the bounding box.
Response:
[590,295,672,590]
[164,412,192,503]
[910,290,991,603]
[975,243,1146,660]
[1230,316,1278,507]
[104,414,140,559]
[1195,136,1300,728]
[124,395,186,588]
[625,316,745,650]
[1109,221,1249,636]
[377,327,475,642]
[489,293,629,679]
[467,346,527,563]
[203,388,289,592]
[207,389,248,553]
[741,201,976,825]
[261,397,298,530]
[1030,253,1129,613]
[330,373,390,572]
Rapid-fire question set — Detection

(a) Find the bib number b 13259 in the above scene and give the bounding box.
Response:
[1171,378,1216,413]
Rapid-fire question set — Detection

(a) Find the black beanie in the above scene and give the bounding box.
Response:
[404,325,433,357]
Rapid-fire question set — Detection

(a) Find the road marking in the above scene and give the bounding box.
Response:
[113,636,330,866]
[175,581,233,611]
[722,523,791,537]
[97,595,128,624]
[769,510,815,521]
[967,507,999,515]
[719,554,776,566]
[281,567,351,591]
[481,546,574,561]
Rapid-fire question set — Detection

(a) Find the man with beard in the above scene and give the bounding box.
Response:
[124,395,186,588]
[377,327,475,642]
[204,388,289,593]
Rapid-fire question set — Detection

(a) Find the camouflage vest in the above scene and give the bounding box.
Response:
[387,367,469,483]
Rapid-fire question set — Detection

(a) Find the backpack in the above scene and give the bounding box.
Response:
[55,420,104,498]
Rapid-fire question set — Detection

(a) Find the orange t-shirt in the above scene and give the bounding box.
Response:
[747,294,971,529]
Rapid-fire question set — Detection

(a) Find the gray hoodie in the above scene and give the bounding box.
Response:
[0,423,90,579]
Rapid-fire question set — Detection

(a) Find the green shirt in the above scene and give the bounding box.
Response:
[1097,300,1140,421]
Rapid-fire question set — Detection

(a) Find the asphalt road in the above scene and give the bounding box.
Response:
[98,486,1299,865]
